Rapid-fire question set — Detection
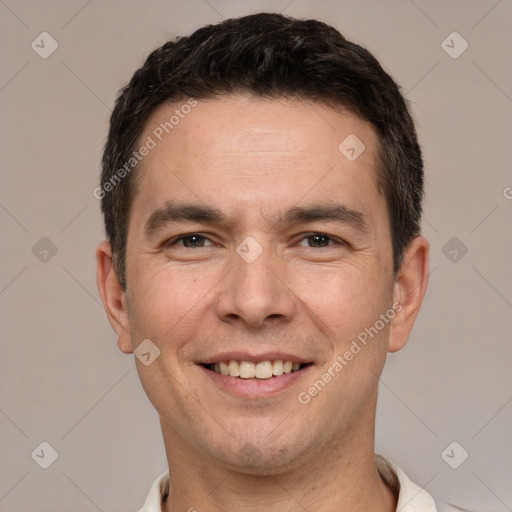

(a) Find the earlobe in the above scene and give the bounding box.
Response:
[116,336,133,354]
[96,241,134,354]
[388,236,429,353]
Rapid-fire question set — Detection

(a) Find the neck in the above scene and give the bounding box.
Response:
[160,402,397,512]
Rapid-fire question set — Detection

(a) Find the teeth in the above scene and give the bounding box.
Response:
[219,361,230,376]
[272,360,284,375]
[209,360,305,379]
[255,361,273,379]
[239,361,256,379]
[228,360,240,377]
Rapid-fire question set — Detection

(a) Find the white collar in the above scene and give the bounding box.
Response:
[138,457,439,512]
[388,461,438,511]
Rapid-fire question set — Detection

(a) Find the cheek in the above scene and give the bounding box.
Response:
[127,262,217,341]
[289,262,392,342]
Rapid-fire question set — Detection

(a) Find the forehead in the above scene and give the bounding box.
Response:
[132,94,383,220]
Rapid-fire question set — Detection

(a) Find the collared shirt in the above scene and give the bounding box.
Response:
[137,456,459,512]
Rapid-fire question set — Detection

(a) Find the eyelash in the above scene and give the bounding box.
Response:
[165,232,345,249]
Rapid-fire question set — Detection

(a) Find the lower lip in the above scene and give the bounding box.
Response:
[199,365,312,398]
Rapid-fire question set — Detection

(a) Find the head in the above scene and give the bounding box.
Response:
[97,13,428,475]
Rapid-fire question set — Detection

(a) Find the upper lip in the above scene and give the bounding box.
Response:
[198,351,311,364]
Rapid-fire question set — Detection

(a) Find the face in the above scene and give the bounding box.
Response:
[99,94,425,475]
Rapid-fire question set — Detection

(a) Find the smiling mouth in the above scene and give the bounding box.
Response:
[201,360,312,379]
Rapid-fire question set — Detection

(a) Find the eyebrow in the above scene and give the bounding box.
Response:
[278,204,369,233]
[144,201,369,238]
[144,203,228,238]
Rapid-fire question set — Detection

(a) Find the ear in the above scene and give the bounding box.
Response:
[96,241,133,354]
[388,236,429,353]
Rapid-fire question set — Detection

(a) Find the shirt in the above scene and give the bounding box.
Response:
[137,456,459,512]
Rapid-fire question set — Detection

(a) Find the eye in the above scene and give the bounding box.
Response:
[168,233,212,248]
[298,233,338,248]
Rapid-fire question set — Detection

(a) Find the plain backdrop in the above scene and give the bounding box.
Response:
[1,1,511,511]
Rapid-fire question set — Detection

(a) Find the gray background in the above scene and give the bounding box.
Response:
[1,1,511,510]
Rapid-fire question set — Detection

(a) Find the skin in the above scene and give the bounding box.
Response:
[97,94,429,512]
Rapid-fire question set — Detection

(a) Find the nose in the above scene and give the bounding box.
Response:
[215,244,296,328]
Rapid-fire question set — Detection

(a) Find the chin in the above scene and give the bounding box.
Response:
[210,437,314,476]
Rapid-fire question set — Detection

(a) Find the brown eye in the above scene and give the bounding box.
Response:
[306,234,332,247]
[165,234,211,248]
[180,234,206,247]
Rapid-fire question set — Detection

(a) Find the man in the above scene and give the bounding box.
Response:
[96,12,453,511]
